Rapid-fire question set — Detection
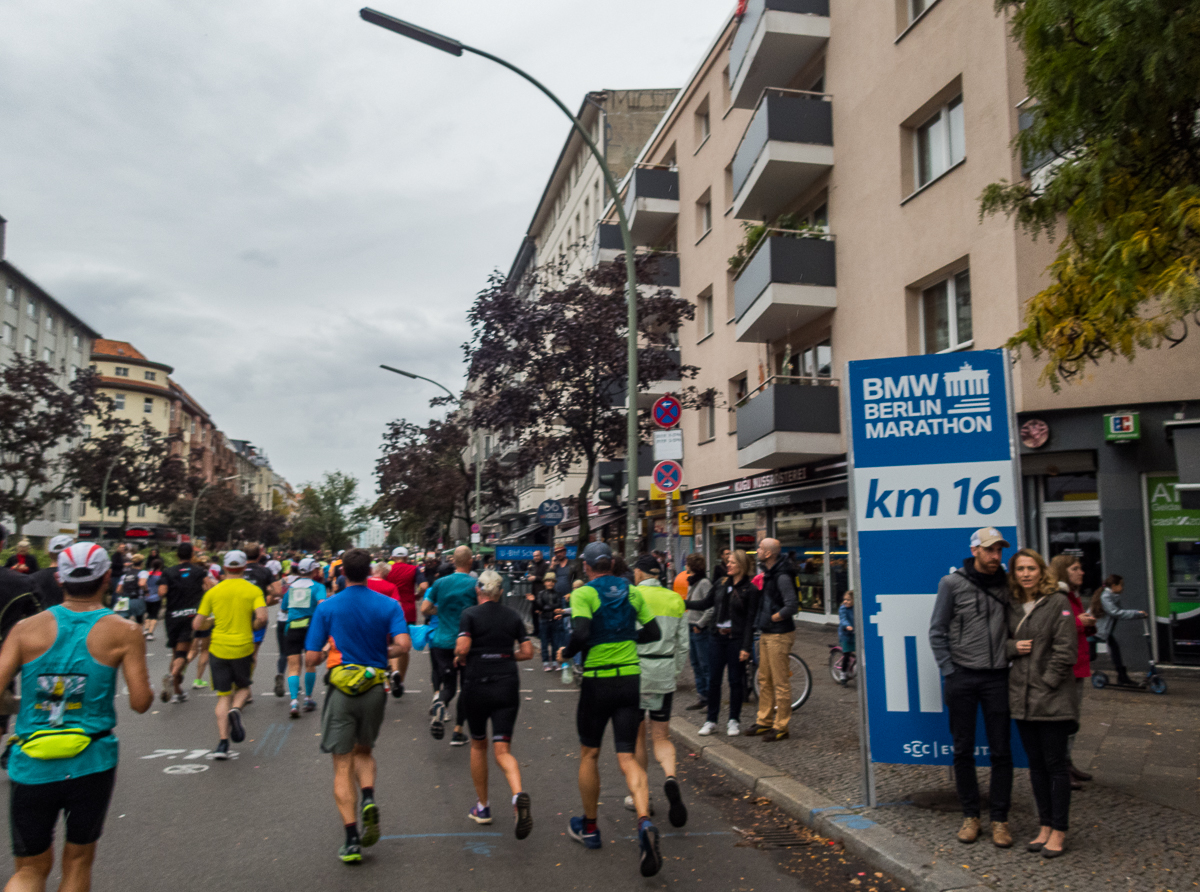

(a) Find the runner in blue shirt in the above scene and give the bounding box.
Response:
[422,546,479,745]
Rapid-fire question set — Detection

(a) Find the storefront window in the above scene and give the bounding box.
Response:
[1046,516,1103,594]
[776,510,825,614]
[828,518,850,608]
[1044,472,1098,502]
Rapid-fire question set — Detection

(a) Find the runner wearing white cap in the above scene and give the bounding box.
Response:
[28,535,74,610]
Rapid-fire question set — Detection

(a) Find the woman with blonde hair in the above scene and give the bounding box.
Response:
[1006,548,1078,858]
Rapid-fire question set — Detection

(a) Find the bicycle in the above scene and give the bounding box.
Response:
[747,650,812,711]
[828,644,857,685]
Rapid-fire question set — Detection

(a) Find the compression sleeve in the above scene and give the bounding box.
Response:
[563,616,592,659]
[636,617,661,644]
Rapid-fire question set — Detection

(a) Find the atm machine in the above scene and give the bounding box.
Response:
[1166,540,1200,664]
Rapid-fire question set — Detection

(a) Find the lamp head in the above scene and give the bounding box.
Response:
[360,8,464,56]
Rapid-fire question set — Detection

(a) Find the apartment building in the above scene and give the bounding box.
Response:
[484,88,678,547]
[0,215,102,540]
[607,0,1200,655]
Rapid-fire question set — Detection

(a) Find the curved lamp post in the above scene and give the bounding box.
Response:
[362,8,642,558]
[190,474,241,543]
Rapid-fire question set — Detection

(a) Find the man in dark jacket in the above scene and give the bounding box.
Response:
[746,538,798,741]
[928,527,1014,849]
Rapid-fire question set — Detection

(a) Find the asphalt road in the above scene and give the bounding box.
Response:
[0,625,899,892]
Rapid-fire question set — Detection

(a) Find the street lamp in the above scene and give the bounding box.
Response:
[379,364,482,530]
[362,8,642,558]
[190,474,241,544]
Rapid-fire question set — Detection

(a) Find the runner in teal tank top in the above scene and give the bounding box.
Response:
[0,543,151,891]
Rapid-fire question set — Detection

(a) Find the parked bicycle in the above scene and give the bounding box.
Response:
[746,649,812,710]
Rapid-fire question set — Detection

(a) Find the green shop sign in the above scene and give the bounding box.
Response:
[1104,412,1140,441]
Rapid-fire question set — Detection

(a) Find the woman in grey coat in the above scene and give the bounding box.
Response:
[1007,548,1078,859]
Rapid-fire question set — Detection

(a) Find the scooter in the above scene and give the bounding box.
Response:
[1091,617,1168,695]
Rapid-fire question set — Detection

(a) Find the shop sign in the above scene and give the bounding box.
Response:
[1104,412,1140,441]
[847,349,1024,773]
[495,545,577,561]
[677,511,694,536]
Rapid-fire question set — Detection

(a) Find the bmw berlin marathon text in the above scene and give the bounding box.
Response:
[848,349,1023,768]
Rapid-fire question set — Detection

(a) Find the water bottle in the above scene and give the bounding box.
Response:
[561,661,573,685]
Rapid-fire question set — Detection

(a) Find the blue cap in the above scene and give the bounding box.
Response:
[581,541,613,567]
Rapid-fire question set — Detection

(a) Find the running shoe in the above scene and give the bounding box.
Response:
[361,801,380,847]
[228,707,246,743]
[303,697,317,713]
[543,663,555,672]
[429,692,440,716]
[211,740,230,761]
[623,795,654,815]
[192,678,208,689]
[663,777,688,828]
[567,816,602,849]
[170,692,188,704]
[289,699,300,719]
[274,674,285,697]
[450,731,468,747]
[389,671,404,699]
[469,804,492,825]
[514,792,532,840]
[338,842,362,864]
[160,674,172,703]
[430,702,446,740]
[726,720,741,737]
[638,820,663,877]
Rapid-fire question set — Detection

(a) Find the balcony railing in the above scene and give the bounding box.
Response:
[728,0,831,110]
[623,164,679,245]
[734,232,837,342]
[736,376,842,468]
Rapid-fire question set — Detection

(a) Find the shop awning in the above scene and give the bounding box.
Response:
[498,520,546,544]
[1167,419,1200,509]
[555,509,624,540]
[687,478,847,517]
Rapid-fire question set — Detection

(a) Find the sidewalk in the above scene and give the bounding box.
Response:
[672,622,1200,892]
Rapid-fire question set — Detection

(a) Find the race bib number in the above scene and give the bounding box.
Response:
[114,598,130,613]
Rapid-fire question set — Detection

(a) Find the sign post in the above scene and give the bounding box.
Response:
[845,349,1022,806]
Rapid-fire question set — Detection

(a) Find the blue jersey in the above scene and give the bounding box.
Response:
[305,584,409,669]
[423,573,478,650]
[282,579,328,629]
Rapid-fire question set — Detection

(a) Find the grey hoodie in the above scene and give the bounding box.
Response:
[929,559,1011,676]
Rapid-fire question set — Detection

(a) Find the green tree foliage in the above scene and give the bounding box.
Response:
[981,0,1200,388]
[293,471,368,552]
[165,486,262,547]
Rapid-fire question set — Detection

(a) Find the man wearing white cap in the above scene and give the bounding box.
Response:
[29,535,74,610]
[929,527,1014,849]
[0,542,151,891]
[384,546,421,692]
[193,550,268,760]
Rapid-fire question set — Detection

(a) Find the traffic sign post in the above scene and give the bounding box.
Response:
[652,394,682,429]
[536,499,565,527]
[652,460,682,493]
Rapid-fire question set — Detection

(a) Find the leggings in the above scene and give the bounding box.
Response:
[276,621,288,675]
[1016,719,1073,831]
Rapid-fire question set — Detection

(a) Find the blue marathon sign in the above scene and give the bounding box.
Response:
[847,349,1022,767]
[495,545,577,562]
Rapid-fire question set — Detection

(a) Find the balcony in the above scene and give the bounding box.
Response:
[592,222,623,266]
[623,165,678,246]
[732,90,833,221]
[736,377,842,469]
[734,234,836,342]
[602,348,682,409]
[646,253,680,289]
[728,0,830,110]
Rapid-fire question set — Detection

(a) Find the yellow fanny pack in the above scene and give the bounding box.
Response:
[328,664,384,696]
[12,728,111,760]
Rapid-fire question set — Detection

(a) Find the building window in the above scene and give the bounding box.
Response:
[915,96,964,187]
[144,397,154,414]
[698,287,714,337]
[4,284,15,306]
[145,371,156,381]
[114,366,129,377]
[697,192,713,240]
[25,336,36,358]
[61,500,72,521]
[44,315,54,334]
[25,299,37,320]
[922,269,972,353]
[136,504,147,518]
[2,323,13,347]
[82,424,91,439]
[114,394,125,410]
[704,403,716,441]
[72,333,81,350]
[695,97,711,148]
[43,347,53,364]
[910,0,929,21]
[782,338,833,379]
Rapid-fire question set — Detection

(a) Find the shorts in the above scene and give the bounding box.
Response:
[838,634,855,654]
[640,691,674,723]
[144,599,161,620]
[285,626,309,657]
[462,674,520,742]
[320,685,386,754]
[166,616,196,652]
[10,768,116,857]
[577,674,641,753]
[210,655,253,695]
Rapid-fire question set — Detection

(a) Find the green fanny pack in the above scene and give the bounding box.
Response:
[287,617,311,630]
[327,664,385,696]
[11,728,112,760]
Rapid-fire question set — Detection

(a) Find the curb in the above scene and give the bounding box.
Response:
[671,718,991,892]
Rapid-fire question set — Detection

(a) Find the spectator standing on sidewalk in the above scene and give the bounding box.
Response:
[746,539,798,742]
[1048,554,1095,789]
[682,554,713,712]
[928,527,1014,849]
[1007,548,1078,859]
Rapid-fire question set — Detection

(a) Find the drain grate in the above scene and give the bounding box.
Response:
[754,828,812,848]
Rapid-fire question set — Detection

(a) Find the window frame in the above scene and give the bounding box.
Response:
[144,397,154,414]
[114,366,129,377]
[914,95,965,189]
[920,268,973,354]
[114,394,126,411]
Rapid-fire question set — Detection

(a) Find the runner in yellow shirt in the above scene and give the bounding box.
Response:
[194,550,267,760]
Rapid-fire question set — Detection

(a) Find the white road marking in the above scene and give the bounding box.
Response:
[164,763,208,775]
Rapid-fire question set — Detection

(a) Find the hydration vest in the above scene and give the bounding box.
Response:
[587,576,638,646]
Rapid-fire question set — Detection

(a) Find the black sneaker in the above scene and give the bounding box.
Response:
[450,730,468,747]
[160,674,172,703]
[514,792,532,840]
[638,820,663,877]
[211,740,231,761]
[274,674,285,697]
[663,777,688,828]
[228,707,246,743]
[361,801,380,847]
[338,842,362,864]
[430,702,446,740]
[390,671,404,699]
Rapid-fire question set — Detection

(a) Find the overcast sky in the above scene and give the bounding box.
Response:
[0,0,730,498]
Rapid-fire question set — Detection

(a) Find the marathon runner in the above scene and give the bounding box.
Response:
[384,547,422,692]
[0,524,41,739]
[193,550,267,760]
[366,562,404,697]
[304,549,410,864]
[274,562,301,697]
[454,569,534,837]
[190,551,221,689]
[556,541,664,877]
[422,546,478,745]
[242,545,282,698]
[0,542,152,892]
[27,534,74,610]
[626,554,690,828]
[282,558,327,717]
[158,543,213,703]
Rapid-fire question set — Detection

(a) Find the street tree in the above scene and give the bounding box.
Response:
[374,415,514,549]
[464,253,711,550]
[293,471,369,552]
[166,486,261,547]
[981,0,1200,388]
[0,357,101,537]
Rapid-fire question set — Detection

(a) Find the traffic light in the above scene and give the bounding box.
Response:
[596,461,624,509]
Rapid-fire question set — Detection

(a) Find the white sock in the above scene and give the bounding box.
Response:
[512,794,520,805]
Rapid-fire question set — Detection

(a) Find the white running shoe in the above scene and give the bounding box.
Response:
[698,721,717,736]
[726,720,741,737]
[624,795,655,815]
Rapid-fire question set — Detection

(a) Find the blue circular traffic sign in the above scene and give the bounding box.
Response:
[652,394,682,429]
[652,460,683,493]
[536,499,565,527]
